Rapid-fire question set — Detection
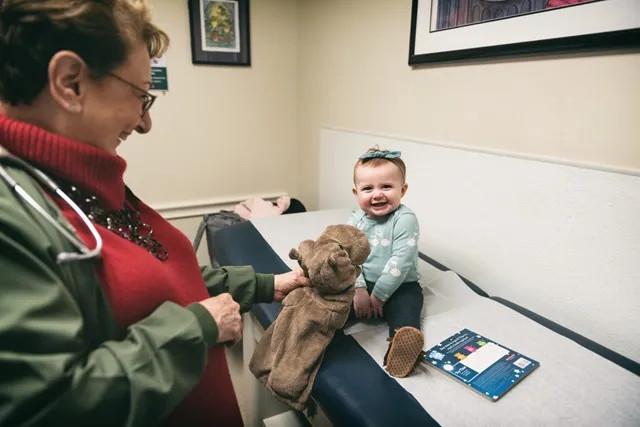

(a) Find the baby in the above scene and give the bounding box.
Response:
[349,146,424,377]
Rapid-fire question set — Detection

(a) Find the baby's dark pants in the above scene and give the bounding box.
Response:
[350,281,423,337]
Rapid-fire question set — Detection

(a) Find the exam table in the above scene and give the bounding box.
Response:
[211,209,640,427]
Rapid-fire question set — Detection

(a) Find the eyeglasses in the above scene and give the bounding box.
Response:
[107,72,156,116]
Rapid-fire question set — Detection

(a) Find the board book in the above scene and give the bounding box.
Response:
[423,328,539,401]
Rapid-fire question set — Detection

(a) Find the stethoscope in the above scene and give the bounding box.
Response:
[0,146,102,263]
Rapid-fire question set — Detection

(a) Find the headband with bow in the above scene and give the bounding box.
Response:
[359,149,401,160]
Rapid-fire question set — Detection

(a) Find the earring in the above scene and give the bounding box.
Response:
[68,103,81,113]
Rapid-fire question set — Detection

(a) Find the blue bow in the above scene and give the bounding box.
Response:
[359,149,401,160]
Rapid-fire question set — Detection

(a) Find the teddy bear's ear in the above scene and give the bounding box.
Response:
[298,240,314,256]
[289,248,300,260]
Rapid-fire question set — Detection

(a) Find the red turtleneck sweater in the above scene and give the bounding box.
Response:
[0,114,243,426]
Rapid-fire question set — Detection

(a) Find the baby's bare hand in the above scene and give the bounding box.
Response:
[370,294,385,318]
[353,287,372,319]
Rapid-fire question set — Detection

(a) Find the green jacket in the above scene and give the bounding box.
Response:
[0,161,274,426]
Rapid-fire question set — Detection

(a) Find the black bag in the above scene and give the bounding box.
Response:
[193,198,306,266]
[193,210,245,267]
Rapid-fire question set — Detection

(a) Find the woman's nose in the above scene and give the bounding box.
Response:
[135,111,152,134]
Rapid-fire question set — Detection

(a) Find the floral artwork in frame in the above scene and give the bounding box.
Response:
[188,0,250,66]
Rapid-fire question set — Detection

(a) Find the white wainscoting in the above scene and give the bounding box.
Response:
[319,127,640,362]
[154,191,288,220]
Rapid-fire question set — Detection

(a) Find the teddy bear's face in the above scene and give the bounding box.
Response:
[289,225,370,295]
[321,225,370,266]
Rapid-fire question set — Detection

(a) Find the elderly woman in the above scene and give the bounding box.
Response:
[0,1,307,426]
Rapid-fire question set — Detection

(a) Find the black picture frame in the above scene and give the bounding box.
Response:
[409,0,640,65]
[188,0,250,66]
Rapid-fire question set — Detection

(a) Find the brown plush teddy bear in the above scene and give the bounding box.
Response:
[249,224,370,410]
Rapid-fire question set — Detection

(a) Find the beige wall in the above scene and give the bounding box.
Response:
[120,0,299,209]
[121,0,639,217]
[296,0,640,208]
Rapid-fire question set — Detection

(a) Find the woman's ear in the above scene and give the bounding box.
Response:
[48,50,88,114]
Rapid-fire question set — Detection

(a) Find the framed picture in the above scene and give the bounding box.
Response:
[409,0,640,65]
[188,0,250,66]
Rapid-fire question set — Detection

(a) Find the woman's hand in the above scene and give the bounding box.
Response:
[370,294,385,318]
[273,268,309,302]
[353,287,372,319]
[198,293,242,344]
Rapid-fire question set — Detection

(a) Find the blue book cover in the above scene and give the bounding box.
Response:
[424,328,539,401]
